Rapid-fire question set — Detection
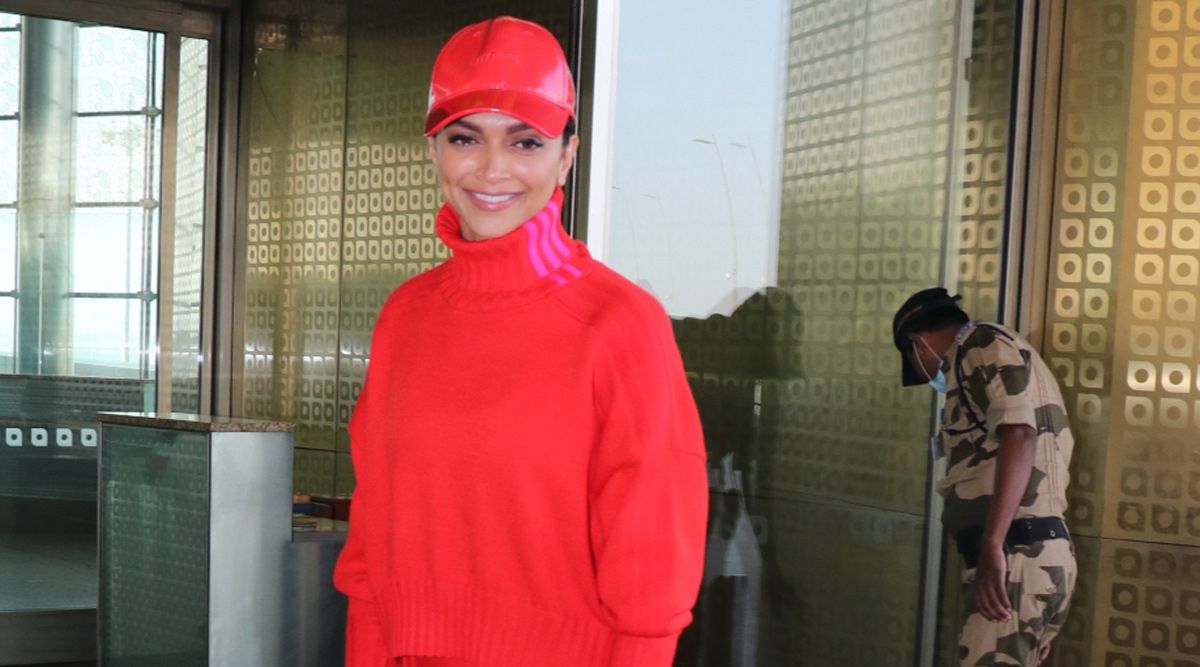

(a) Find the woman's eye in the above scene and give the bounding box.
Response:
[515,138,544,150]
[447,134,476,146]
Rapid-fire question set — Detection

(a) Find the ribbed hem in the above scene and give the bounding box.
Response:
[345,597,391,667]
[609,632,681,667]
[377,578,674,667]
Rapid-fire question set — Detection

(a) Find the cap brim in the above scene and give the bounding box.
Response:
[425,89,573,137]
[900,351,925,387]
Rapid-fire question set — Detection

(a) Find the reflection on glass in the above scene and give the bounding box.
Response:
[72,208,148,293]
[0,297,11,372]
[69,298,148,376]
[169,36,210,413]
[0,28,17,115]
[0,120,16,203]
[0,14,173,632]
[99,425,209,663]
[0,208,12,291]
[608,0,1013,665]
[609,1,785,319]
[74,116,152,203]
[76,27,154,113]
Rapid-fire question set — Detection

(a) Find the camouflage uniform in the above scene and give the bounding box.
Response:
[936,322,1076,666]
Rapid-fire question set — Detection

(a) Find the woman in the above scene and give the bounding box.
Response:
[333,16,708,667]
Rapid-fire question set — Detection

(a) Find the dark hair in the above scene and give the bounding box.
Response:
[561,117,576,146]
[903,306,969,336]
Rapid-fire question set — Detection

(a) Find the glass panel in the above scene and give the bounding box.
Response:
[0,30,19,116]
[954,0,1018,321]
[0,297,12,373]
[72,207,146,293]
[169,37,210,413]
[100,425,208,663]
[0,15,190,657]
[609,1,1018,664]
[0,497,97,612]
[608,3,784,318]
[0,208,13,290]
[76,27,153,113]
[294,447,335,498]
[0,120,17,203]
[69,297,153,377]
[74,115,150,203]
[154,33,165,109]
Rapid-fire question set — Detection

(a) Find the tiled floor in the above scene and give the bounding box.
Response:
[0,528,96,612]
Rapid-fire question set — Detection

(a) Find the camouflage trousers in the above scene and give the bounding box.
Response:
[958,538,1076,666]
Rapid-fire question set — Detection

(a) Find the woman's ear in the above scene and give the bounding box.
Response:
[426,135,439,167]
[558,134,580,186]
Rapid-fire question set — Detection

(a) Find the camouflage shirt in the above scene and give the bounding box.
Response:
[936,322,1074,534]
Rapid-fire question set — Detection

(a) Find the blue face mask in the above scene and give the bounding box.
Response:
[928,369,948,394]
[913,336,948,393]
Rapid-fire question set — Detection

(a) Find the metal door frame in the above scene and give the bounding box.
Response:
[0,2,241,663]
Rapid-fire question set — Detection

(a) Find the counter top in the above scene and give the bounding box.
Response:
[293,517,348,543]
[97,412,294,433]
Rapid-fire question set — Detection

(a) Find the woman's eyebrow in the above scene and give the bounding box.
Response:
[446,119,534,134]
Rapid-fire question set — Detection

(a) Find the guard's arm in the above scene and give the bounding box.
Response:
[974,423,1037,622]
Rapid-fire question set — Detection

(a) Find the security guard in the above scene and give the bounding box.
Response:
[893,288,1076,666]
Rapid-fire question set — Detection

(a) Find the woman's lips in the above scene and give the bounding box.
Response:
[468,190,520,210]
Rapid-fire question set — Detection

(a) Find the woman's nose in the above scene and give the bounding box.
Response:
[479,143,509,182]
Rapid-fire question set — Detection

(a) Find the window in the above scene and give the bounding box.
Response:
[0,18,167,379]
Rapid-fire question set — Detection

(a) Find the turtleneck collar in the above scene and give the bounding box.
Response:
[435,188,590,308]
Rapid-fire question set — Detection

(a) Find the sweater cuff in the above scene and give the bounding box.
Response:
[609,632,680,667]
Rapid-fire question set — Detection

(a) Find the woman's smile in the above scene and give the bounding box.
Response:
[428,112,578,242]
[466,189,521,210]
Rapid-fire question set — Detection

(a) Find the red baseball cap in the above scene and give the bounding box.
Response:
[425,16,575,138]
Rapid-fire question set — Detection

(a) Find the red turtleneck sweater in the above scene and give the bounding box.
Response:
[333,191,708,667]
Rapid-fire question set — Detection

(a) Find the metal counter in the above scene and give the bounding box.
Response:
[97,412,345,667]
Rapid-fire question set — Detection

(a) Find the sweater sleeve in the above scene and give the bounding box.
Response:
[589,300,708,667]
[333,355,391,665]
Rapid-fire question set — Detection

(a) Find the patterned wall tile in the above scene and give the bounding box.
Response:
[242,1,574,496]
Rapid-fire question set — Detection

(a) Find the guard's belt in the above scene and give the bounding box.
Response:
[954,516,1069,569]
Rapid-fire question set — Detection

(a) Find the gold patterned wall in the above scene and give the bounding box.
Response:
[243,0,348,497]
[1031,2,1200,665]
[241,1,574,498]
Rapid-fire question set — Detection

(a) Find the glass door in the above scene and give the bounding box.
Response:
[0,6,219,664]
[600,0,1026,664]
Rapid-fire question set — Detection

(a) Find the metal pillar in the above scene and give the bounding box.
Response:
[16,18,75,375]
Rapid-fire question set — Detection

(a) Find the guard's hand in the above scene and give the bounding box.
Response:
[973,542,1012,622]
[1038,642,1051,664]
